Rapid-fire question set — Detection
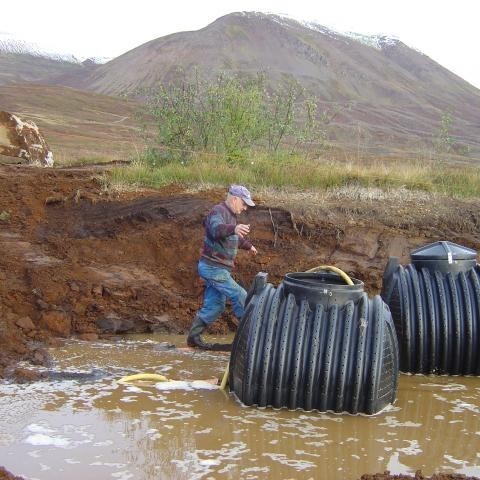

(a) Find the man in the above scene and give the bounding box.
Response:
[187,184,258,350]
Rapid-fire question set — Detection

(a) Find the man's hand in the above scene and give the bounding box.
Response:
[249,246,258,256]
[235,223,250,238]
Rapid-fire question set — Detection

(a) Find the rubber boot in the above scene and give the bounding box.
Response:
[187,316,210,349]
[186,316,232,352]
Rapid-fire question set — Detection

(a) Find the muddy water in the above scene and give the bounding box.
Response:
[1,335,479,480]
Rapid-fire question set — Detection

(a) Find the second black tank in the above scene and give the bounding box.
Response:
[381,241,480,375]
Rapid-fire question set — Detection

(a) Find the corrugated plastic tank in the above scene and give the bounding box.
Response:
[381,241,480,375]
[229,271,399,415]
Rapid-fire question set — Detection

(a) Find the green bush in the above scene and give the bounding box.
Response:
[139,71,330,161]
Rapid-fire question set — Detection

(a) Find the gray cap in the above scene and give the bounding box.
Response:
[229,184,255,206]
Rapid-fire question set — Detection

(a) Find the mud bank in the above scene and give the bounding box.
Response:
[1,163,480,380]
[359,472,479,480]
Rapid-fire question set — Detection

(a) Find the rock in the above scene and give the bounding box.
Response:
[111,289,132,299]
[12,367,43,383]
[36,298,50,310]
[152,342,176,351]
[96,313,134,333]
[30,347,50,366]
[91,285,103,296]
[39,310,71,337]
[0,111,53,166]
[15,316,36,331]
[150,314,182,333]
[68,280,81,292]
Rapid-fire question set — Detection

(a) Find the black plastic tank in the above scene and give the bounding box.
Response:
[381,241,480,375]
[229,270,399,415]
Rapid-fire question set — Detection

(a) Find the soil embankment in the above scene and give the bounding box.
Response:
[1,163,480,379]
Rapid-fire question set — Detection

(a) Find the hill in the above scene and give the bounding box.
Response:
[1,12,479,157]
[0,36,104,86]
[0,51,89,86]
[65,12,480,155]
[0,84,141,163]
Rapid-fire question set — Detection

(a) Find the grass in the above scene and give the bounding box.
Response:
[0,210,11,222]
[105,150,480,199]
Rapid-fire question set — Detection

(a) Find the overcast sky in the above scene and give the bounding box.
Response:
[2,0,480,89]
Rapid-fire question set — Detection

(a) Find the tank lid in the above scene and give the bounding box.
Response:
[411,241,477,262]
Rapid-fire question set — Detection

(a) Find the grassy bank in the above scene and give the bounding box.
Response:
[105,151,480,198]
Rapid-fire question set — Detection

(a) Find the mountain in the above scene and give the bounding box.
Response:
[2,12,479,155]
[67,12,480,154]
[0,35,105,86]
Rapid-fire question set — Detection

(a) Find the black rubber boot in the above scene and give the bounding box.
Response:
[187,316,232,352]
[187,316,209,348]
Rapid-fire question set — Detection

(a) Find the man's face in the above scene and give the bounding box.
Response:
[233,196,248,214]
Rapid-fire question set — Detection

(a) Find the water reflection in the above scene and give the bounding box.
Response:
[0,335,479,479]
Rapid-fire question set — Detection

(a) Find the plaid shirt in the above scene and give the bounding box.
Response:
[200,201,252,270]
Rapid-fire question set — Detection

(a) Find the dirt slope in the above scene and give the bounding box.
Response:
[1,163,480,379]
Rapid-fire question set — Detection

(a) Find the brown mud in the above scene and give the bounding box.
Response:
[1,163,480,379]
[1,164,480,480]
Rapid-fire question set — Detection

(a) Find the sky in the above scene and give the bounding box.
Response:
[1,0,480,89]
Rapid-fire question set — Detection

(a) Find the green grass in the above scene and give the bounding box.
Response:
[105,150,480,198]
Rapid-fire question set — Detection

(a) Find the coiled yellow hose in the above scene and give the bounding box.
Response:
[118,373,168,384]
[305,265,354,285]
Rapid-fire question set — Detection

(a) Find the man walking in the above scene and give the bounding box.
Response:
[187,185,258,350]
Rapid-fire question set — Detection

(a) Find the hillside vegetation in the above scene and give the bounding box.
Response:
[106,72,480,199]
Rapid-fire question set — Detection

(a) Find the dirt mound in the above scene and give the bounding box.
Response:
[1,163,480,380]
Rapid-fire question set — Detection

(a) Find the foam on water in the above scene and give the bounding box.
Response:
[24,434,70,448]
[154,380,218,391]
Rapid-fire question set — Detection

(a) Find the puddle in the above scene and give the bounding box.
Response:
[0,334,479,479]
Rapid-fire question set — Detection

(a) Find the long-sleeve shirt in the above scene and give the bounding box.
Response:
[200,202,252,270]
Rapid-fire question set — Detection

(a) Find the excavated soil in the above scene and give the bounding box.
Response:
[1,163,480,480]
[2,163,480,378]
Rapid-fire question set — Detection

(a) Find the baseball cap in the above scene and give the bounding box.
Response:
[229,184,255,207]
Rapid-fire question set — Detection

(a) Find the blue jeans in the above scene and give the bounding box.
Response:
[197,260,247,325]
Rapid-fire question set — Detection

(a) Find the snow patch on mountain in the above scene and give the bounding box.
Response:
[0,33,109,64]
[342,32,400,50]
[241,12,402,51]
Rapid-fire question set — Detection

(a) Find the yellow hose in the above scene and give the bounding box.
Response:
[305,265,354,285]
[118,373,168,384]
[118,267,351,391]
[219,363,229,390]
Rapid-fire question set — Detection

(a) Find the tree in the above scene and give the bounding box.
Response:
[139,71,338,162]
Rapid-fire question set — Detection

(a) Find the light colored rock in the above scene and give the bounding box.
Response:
[15,316,36,331]
[0,110,53,166]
